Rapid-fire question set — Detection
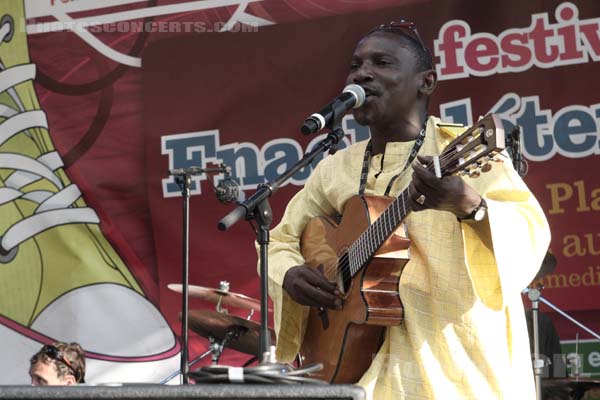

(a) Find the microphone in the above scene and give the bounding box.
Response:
[215,166,241,204]
[300,84,366,135]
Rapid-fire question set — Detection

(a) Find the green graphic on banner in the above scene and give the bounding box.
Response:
[561,340,600,378]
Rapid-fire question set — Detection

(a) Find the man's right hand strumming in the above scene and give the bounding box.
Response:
[282,265,342,309]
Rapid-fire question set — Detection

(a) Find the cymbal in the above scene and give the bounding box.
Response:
[185,310,275,356]
[168,284,261,310]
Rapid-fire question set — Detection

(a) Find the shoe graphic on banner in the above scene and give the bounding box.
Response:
[0,2,179,384]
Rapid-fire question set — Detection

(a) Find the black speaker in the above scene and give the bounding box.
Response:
[0,384,365,400]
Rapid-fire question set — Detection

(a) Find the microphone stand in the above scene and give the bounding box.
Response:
[526,287,544,400]
[523,287,600,398]
[217,101,349,367]
[169,166,227,384]
[179,173,192,384]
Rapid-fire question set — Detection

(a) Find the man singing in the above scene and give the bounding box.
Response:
[266,21,550,399]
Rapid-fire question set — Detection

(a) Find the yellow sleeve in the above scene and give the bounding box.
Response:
[460,151,550,310]
[436,122,550,309]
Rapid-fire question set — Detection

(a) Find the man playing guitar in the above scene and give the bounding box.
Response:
[267,21,550,399]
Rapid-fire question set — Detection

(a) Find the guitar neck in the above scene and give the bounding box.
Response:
[347,190,413,277]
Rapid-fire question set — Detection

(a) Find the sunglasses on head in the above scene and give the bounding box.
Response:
[369,20,432,66]
[42,345,78,380]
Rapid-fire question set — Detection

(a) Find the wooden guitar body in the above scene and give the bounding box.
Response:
[299,195,410,383]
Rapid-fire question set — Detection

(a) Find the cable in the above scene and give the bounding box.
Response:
[189,363,325,385]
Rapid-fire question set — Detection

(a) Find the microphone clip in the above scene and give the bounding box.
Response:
[215,164,241,204]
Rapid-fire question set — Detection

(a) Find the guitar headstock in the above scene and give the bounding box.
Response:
[439,114,505,178]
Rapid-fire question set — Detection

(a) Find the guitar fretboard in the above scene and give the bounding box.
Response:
[347,189,414,276]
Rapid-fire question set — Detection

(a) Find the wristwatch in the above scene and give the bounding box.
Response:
[458,197,487,222]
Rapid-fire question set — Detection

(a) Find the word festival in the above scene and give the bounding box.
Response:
[434,2,600,79]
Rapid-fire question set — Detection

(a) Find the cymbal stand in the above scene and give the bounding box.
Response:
[526,286,545,400]
[159,330,235,384]
[215,281,229,314]
[208,329,239,364]
[160,348,211,384]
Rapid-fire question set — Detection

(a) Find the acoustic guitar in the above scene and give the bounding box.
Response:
[298,114,506,383]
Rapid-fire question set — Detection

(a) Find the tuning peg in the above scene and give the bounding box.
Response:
[491,153,504,162]
[494,151,508,162]
[469,170,481,178]
[481,163,492,173]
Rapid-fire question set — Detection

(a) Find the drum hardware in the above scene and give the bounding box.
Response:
[160,281,274,384]
[159,337,224,385]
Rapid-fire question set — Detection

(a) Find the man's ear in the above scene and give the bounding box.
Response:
[63,374,77,385]
[419,69,437,95]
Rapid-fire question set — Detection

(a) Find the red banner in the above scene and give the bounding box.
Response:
[1,0,598,384]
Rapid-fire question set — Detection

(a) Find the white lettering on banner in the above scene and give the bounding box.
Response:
[25,0,274,67]
[27,1,150,19]
[434,2,600,80]
[440,94,600,162]
[26,0,272,33]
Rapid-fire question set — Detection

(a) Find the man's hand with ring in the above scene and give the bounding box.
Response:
[409,155,481,217]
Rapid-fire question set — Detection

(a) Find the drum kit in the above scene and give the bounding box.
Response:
[159,281,277,384]
[168,281,275,365]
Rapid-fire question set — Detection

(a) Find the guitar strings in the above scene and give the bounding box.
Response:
[320,189,414,282]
